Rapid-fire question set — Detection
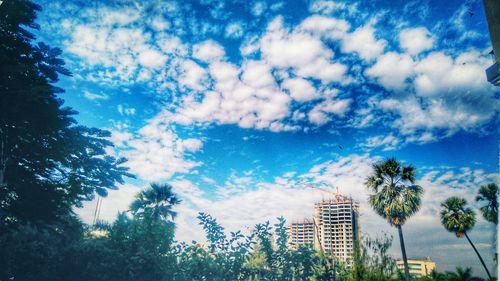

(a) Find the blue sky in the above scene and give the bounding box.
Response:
[34,0,498,276]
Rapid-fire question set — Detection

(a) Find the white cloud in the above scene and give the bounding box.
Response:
[240,35,260,56]
[362,134,402,151]
[166,58,297,132]
[192,40,225,63]
[298,15,350,40]
[98,7,141,26]
[109,130,133,147]
[251,2,267,16]
[379,94,495,139]
[368,49,496,142]
[83,91,109,101]
[137,49,167,69]
[308,0,355,15]
[67,26,144,81]
[180,138,203,152]
[63,6,496,141]
[260,17,347,83]
[341,24,386,61]
[177,59,209,91]
[241,60,276,89]
[399,27,435,55]
[413,51,490,96]
[225,22,245,39]
[117,104,136,116]
[308,98,351,125]
[365,52,414,91]
[111,119,203,182]
[281,78,318,102]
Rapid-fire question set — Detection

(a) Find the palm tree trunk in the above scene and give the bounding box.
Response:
[464,232,492,279]
[397,224,410,281]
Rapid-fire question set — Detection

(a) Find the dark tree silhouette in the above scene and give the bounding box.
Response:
[0,0,133,228]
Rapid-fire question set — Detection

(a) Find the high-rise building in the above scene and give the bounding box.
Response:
[288,218,315,248]
[313,195,360,265]
[482,0,500,86]
[397,258,436,277]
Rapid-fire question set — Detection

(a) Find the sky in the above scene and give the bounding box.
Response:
[32,0,498,276]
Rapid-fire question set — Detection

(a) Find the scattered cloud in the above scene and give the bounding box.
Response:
[192,40,225,63]
[251,2,267,17]
[341,24,386,61]
[110,118,203,182]
[83,91,109,101]
[399,27,435,55]
[225,22,245,39]
[58,2,496,142]
[366,52,414,91]
[117,104,136,116]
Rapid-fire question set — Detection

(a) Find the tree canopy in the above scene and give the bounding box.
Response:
[0,0,133,228]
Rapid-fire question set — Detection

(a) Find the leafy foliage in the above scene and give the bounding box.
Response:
[440,197,493,280]
[476,183,498,225]
[0,0,133,229]
[130,183,181,222]
[366,157,424,280]
[440,197,476,238]
[366,158,423,226]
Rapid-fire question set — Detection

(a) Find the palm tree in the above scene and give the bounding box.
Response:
[476,183,498,225]
[445,267,483,281]
[365,157,423,281]
[440,197,492,280]
[130,183,181,222]
[420,269,447,281]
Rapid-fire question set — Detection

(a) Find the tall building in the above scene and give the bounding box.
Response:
[397,258,436,278]
[288,219,315,248]
[482,0,500,86]
[313,195,360,265]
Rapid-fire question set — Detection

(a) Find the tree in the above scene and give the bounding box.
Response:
[419,270,447,281]
[347,233,398,281]
[130,183,181,222]
[445,267,484,281]
[365,157,423,281]
[440,197,492,280]
[476,183,498,225]
[0,0,132,228]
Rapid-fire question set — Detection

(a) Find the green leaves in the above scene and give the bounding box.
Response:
[366,158,423,226]
[0,0,133,228]
[440,197,476,238]
[130,183,180,222]
[475,183,498,225]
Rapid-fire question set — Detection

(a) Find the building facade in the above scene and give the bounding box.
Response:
[397,258,436,278]
[313,196,360,265]
[288,219,315,248]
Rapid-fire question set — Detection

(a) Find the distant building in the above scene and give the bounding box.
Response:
[313,195,360,265]
[397,258,436,278]
[288,218,315,248]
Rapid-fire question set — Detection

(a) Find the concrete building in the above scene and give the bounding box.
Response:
[397,258,436,278]
[482,0,500,86]
[288,218,315,248]
[313,195,360,265]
